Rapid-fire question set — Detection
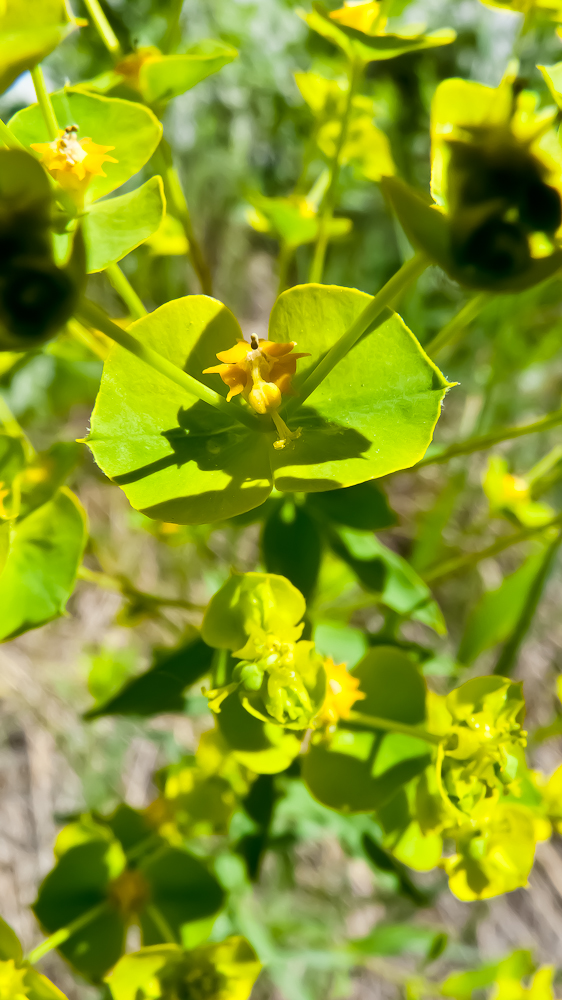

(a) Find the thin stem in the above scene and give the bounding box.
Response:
[67,318,109,360]
[26,900,110,965]
[106,262,147,320]
[277,241,293,296]
[418,407,562,468]
[0,117,25,150]
[30,67,59,141]
[345,710,442,745]
[77,565,203,611]
[145,905,178,944]
[493,531,562,676]
[76,298,261,430]
[286,252,428,415]
[0,394,35,460]
[425,292,491,356]
[83,0,122,57]
[156,139,213,295]
[423,512,562,585]
[308,60,359,284]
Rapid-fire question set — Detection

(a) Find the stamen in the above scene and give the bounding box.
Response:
[250,333,259,349]
[271,411,301,450]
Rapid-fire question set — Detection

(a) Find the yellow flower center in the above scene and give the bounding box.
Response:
[31,125,118,203]
[315,658,365,727]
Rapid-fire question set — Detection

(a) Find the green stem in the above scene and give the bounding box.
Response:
[30,66,59,141]
[0,117,25,150]
[285,252,428,414]
[493,531,562,676]
[83,0,122,57]
[308,60,360,284]
[145,905,178,944]
[425,292,491,356]
[0,394,35,460]
[423,513,562,585]
[77,298,260,430]
[67,318,108,360]
[345,710,442,745]
[77,565,203,610]
[277,241,293,296]
[26,900,110,965]
[418,406,562,468]
[106,262,147,320]
[156,139,213,295]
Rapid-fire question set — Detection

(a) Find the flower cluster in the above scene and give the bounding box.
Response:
[31,125,117,204]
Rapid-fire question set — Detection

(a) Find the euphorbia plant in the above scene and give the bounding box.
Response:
[4,0,562,998]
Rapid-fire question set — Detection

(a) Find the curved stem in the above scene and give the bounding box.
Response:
[145,905,178,944]
[345,710,441,745]
[30,66,59,141]
[156,140,213,295]
[423,512,562,585]
[308,60,360,284]
[76,298,261,430]
[83,0,122,57]
[106,262,147,320]
[418,406,562,468]
[0,395,35,461]
[425,292,491,356]
[26,900,110,965]
[285,251,428,415]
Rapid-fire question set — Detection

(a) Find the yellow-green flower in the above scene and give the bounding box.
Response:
[314,658,365,727]
[31,125,117,203]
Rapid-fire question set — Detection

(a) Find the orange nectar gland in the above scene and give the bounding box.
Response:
[316,658,365,728]
[30,125,117,202]
[203,333,310,450]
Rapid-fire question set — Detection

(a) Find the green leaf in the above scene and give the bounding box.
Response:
[84,636,214,719]
[33,840,127,982]
[0,488,87,642]
[0,1,80,95]
[349,922,445,958]
[88,288,449,523]
[262,501,322,600]
[330,530,446,633]
[0,917,22,963]
[87,296,273,524]
[247,193,352,249]
[9,90,162,205]
[353,646,427,724]
[216,692,301,774]
[18,441,82,518]
[83,176,166,273]
[22,968,69,1000]
[105,946,181,1000]
[301,5,455,63]
[383,175,562,292]
[139,40,238,103]
[458,551,547,664]
[269,284,451,492]
[305,480,397,531]
[139,848,224,944]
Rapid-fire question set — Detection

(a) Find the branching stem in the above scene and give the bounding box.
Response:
[424,513,562,584]
[418,407,562,467]
[156,140,213,295]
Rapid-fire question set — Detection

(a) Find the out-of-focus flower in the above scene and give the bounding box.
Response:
[31,125,117,203]
[315,658,365,726]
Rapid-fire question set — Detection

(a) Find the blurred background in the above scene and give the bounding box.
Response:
[4,1,562,997]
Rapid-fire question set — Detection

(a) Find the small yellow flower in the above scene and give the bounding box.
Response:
[316,658,365,727]
[204,334,310,448]
[329,1,383,33]
[115,46,163,92]
[31,125,117,202]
